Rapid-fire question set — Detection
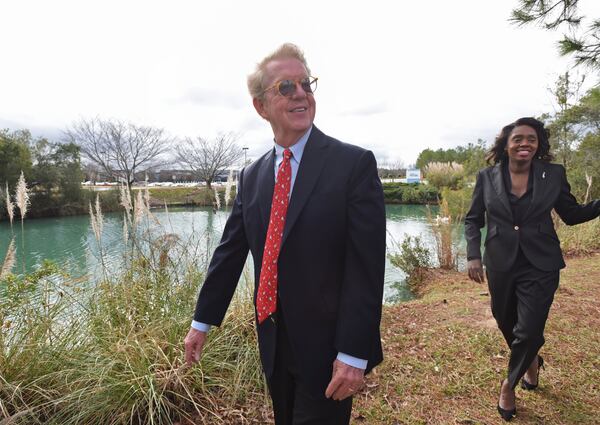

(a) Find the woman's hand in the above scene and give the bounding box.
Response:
[467,259,485,283]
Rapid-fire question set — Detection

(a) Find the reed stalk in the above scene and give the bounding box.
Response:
[5,183,14,230]
[15,172,30,274]
[213,187,221,210]
[0,238,16,280]
[224,170,234,207]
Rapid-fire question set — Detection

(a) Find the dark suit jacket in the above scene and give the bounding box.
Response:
[465,160,600,272]
[193,126,386,397]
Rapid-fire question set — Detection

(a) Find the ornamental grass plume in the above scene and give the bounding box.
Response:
[0,238,16,280]
[95,194,104,236]
[123,213,129,244]
[15,172,30,273]
[144,185,161,225]
[214,187,221,210]
[224,170,234,207]
[15,171,30,219]
[5,182,15,226]
[144,185,151,210]
[119,184,133,224]
[89,194,104,243]
[424,161,464,190]
[134,190,145,226]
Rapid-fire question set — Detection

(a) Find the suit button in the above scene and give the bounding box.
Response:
[514,225,519,230]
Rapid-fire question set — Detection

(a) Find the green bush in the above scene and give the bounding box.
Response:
[388,235,432,292]
[441,187,473,222]
[383,183,438,204]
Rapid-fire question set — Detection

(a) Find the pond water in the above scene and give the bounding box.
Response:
[0,204,467,303]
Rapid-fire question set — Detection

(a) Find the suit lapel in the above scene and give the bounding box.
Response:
[490,163,513,218]
[257,149,275,233]
[281,126,329,247]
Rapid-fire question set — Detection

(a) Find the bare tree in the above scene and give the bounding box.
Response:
[175,133,243,189]
[65,118,172,186]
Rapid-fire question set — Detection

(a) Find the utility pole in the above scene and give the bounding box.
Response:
[242,146,248,166]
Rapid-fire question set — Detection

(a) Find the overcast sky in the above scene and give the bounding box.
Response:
[1,0,599,166]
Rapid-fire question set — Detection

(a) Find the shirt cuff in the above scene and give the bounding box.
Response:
[337,352,368,370]
[191,320,211,333]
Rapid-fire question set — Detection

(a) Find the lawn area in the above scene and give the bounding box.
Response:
[352,253,600,424]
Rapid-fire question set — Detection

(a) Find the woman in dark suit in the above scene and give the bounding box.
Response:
[464,117,600,421]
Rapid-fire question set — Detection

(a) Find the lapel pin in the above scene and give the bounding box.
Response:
[542,171,546,179]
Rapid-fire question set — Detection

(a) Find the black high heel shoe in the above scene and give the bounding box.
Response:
[498,380,516,422]
[521,355,545,390]
[497,404,516,422]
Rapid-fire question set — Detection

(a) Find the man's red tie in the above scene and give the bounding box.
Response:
[257,149,293,324]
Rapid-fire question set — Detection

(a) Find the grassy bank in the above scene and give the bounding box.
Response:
[2,187,233,220]
[383,183,439,205]
[146,187,232,207]
[353,253,600,424]
[3,252,597,424]
[3,183,438,220]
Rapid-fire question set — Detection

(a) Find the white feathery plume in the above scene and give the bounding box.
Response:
[144,185,150,210]
[89,201,99,242]
[0,238,16,280]
[143,185,160,224]
[95,194,104,236]
[123,213,129,244]
[134,190,145,226]
[5,183,14,225]
[15,172,30,220]
[119,184,132,223]
[224,170,234,207]
[144,174,151,212]
[214,187,221,210]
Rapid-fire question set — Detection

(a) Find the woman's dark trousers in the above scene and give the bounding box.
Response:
[486,258,559,389]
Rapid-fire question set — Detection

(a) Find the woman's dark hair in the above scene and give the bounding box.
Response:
[486,117,554,164]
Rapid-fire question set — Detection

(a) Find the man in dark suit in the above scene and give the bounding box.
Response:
[184,43,386,424]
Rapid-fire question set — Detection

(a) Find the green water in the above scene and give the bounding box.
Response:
[0,205,465,303]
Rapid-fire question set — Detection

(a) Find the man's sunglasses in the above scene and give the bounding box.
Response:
[262,76,318,97]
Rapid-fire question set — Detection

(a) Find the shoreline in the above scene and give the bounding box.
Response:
[0,183,441,221]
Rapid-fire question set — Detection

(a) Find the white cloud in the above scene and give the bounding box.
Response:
[1,0,599,165]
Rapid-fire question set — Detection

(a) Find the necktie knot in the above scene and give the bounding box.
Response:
[283,149,292,161]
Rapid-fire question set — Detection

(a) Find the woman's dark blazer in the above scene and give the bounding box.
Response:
[465,160,600,272]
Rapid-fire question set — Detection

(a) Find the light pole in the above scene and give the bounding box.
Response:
[242,146,248,166]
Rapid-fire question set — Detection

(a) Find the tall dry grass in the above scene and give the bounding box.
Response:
[0,180,264,424]
[557,218,600,255]
[424,162,464,189]
[426,187,471,270]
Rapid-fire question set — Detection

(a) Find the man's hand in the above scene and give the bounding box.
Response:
[184,328,207,365]
[467,259,485,283]
[324,359,365,401]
